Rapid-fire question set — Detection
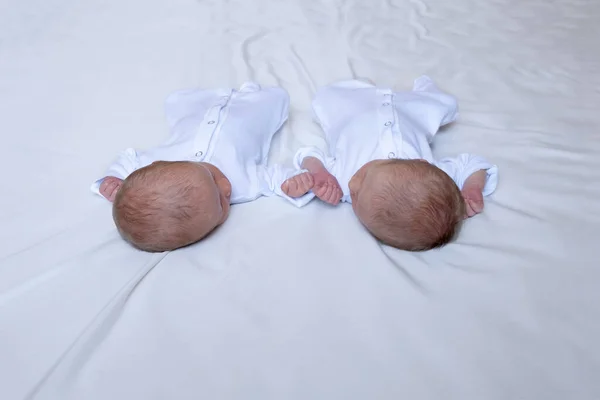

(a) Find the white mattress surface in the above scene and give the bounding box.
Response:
[1,0,600,399]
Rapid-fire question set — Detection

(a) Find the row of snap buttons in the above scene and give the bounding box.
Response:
[196,121,214,156]
[194,96,230,159]
[382,93,396,159]
[195,122,215,156]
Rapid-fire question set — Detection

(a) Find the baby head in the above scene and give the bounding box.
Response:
[348,159,465,251]
[112,161,231,252]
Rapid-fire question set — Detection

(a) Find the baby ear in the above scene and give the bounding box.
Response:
[217,175,232,198]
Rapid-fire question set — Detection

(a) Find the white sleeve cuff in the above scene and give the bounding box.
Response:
[90,178,105,197]
[435,154,499,196]
[292,146,334,171]
[481,165,499,197]
[278,185,316,208]
[457,159,498,196]
[265,165,316,208]
[90,148,139,197]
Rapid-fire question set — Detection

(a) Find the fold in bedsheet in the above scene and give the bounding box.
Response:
[1,0,599,399]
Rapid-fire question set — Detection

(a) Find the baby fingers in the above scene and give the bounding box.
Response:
[108,184,121,202]
[315,183,341,205]
[281,173,314,197]
[464,199,481,218]
[101,182,117,200]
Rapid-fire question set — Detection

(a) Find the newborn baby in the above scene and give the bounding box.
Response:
[282,76,498,251]
[92,82,310,252]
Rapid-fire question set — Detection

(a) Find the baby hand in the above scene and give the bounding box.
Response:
[311,169,343,205]
[99,176,123,202]
[281,172,314,198]
[462,186,484,218]
[461,169,487,218]
[282,156,343,205]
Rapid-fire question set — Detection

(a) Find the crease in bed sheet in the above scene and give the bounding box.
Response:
[22,252,168,400]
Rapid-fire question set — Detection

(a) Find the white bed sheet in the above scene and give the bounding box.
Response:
[1,0,599,399]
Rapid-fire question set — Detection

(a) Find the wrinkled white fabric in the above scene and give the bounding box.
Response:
[293,77,498,203]
[91,82,311,206]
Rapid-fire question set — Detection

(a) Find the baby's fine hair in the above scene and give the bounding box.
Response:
[367,160,465,251]
[112,162,219,252]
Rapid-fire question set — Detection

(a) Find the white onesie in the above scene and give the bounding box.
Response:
[91,82,311,206]
[293,76,499,203]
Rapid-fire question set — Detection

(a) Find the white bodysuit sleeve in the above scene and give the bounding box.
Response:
[434,154,499,196]
[292,146,336,172]
[263,164,316,207]
[90,148,140,197]
[402,76,459,142]
[412,76,458,126]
